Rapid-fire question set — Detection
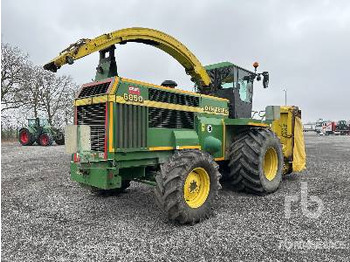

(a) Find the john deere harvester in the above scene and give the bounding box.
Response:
[44,27,306,224]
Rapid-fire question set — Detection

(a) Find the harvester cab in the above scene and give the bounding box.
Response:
[43,27,306,225]
[198,62,269,119]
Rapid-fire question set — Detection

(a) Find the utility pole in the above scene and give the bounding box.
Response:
[283,89,288,105]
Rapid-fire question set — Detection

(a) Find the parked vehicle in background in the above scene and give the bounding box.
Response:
[334,120,350,135]
[303,123,316,132]
[320,121,336,135]
[18,118,65,146]
[315,119,323,133]
[313,118,349,136]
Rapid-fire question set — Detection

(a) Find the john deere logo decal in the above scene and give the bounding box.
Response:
[128,86,140,95]
[203,105,229,115]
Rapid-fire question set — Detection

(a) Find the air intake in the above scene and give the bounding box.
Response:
[149,108,194,129]
[77,103,106,152]
[149,88,199,107]
[116,104,147,149]
[78,81,111,98]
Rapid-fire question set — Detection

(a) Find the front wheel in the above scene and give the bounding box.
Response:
[154,150,221,224]
[228,128,283,194]
[54,133,65,145]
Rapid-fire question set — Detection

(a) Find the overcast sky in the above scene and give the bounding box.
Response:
[2,0,350,122]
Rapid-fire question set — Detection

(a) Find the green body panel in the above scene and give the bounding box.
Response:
[71,161,121,189]
[26,126,37,135]
[196,117,224,158]
[203,136,222,155]
[119,167,145,180]
[71,77,269,189]
[225,118,266,126]
[147,128,195,148]
[173,130,199,147]
[117,80,149,99]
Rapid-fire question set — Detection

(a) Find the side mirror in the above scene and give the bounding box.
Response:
[262,71,269,88]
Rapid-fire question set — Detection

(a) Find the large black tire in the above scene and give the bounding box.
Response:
[228,128,283,194]
[54,132,65,145]
[18,128,35,146]
[86,180,131,196]
[218,161,231,182]
[154,150,221,224]
[37,133,53,146]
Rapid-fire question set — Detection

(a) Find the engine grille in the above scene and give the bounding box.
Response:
[149,88,199,107]
[77,104,106,152]
[116,104,147,149]
[78,81,111,98]
[149,108,194,129]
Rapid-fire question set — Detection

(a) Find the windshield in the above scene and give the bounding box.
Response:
[219,67,253,103]
[28,119,36,127]
[39,119,49,127]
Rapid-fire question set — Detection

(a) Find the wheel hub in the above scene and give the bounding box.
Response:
[184,167,210,208]
[41,135,48,145]
[263,147,278,181]
[189,180,198,193]
[20,132,28,143]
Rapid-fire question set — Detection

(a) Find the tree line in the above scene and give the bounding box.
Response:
[1,42,79,139]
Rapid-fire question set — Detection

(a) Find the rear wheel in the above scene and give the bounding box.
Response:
[18,128,35,146]
[228,128,283,194]
[54,132,64,146]
[38,133,53,146]
[154,150,221,224]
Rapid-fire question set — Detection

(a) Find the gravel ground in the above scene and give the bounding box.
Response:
[1,133,349,261]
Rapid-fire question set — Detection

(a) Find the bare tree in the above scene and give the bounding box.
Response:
[1,43,30,112]
[1,42,79,139]
[22,65,44,118]
[39,70,78,126]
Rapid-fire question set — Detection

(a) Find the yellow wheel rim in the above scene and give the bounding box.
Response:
[263,147,278,181]
[183,167,210,208]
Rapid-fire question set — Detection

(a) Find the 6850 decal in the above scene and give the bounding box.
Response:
[123,93,144,103]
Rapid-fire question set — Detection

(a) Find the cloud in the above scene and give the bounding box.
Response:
[2,0,350,122]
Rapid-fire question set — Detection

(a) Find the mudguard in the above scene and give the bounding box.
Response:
[292,116,306,172]
[271,106,306,174]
